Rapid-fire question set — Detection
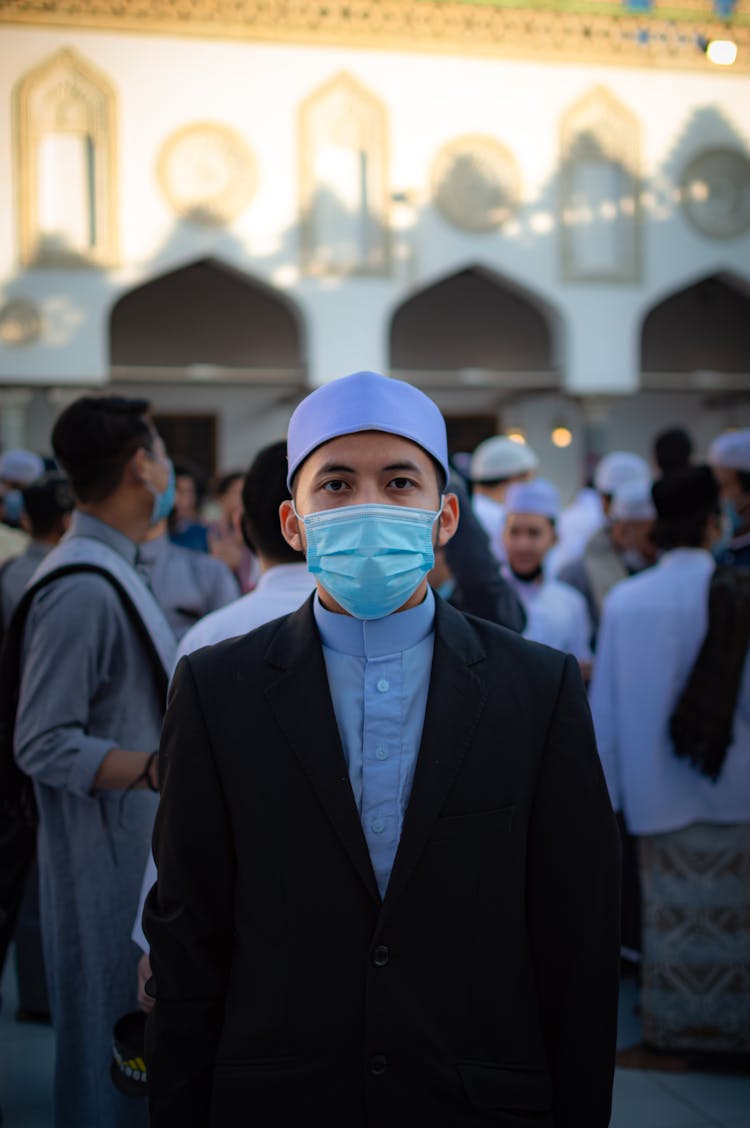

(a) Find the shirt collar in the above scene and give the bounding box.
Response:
[66,510,139,566]
[255,563,317,591]
[313,586,435,657]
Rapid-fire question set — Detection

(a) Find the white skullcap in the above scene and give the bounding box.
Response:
[0,448,45,486]
[708,429,750,473]
[286,370,449,489]
[505,478,560,520]
[610,478,656,522]
[594,451,651,496]
[470,436,539,482]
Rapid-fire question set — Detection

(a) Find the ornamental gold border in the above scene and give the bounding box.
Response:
[1,0,748,74]
[155,121,258,226]
[12,46,119,268]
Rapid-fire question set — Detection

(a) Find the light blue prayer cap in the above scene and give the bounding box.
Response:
[286,370,449,488]
[709,428,750,473]
[505,478,561,520]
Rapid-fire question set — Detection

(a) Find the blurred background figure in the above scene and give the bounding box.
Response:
[501,479,592,677]
[469,435,539,561]
[138,517,240,641]
[168,460,210,553]
[557,451,652,641]
[0,449,44,561]
[591,465,750,1070]
[428,471,526,633]
[207,470,260,593]
[709,428,750,567]
[653,426,694,479]
[0,472,73,631]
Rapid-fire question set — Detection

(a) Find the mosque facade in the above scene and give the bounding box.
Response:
[0,0,748,497]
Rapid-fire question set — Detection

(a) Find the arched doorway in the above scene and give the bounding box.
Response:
[108,257,306,475]
[389,265,560,453]
[641,271,750,382]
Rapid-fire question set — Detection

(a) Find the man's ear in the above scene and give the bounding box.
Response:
[436,493,460,548]
[129,447,151,487]
[279,499,303,552]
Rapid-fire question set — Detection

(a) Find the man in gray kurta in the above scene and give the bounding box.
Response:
[13,396,177,1128]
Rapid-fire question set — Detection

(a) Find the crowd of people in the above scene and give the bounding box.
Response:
[0,375,747,1127]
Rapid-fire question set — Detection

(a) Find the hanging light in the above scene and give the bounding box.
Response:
[551,424,573,449]
[506,428,527,445]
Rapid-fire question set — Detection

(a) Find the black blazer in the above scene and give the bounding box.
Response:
[145,595,620,1128]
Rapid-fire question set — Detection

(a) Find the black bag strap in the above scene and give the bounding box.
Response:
[0,563,170,828]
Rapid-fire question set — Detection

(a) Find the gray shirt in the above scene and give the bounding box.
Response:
[13,509,164,1126]
[137,533,240,640]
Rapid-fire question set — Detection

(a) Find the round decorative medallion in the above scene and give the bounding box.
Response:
[0,298,42,347]
[680,148,750,239]
[156,123,257,226]
[430,135,521,233]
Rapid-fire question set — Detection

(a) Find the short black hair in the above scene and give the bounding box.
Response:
[651,510,716,551]
[653,427,693,475]
[738,470,750,494]
[241,441,304,564]
[21,473,73,537]
[51,396,153,504]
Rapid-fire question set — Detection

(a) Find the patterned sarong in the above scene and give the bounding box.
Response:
[638,821,750,1053]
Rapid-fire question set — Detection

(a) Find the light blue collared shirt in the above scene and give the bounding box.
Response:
[313,589,436,897]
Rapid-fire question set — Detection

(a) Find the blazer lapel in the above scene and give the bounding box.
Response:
[263,598,381,906]
[383,599,489,912]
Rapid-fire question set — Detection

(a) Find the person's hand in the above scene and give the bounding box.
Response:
[578,658,593,684]
[137,951,155,1013]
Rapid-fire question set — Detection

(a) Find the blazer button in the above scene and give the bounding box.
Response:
[370,1054,387,1076]
[372,945,390,967]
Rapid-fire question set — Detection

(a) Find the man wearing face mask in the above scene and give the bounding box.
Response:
[10,396,176,1127]
[145,370,620,1128]
[709,429,750,567]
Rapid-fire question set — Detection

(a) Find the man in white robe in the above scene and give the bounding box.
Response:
[590,465,750,1067]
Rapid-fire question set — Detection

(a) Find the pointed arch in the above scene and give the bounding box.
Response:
[13,47,117,266]
[388,264,559,387]
[299,71,390,276]
[109,258,305,378]
[640,270,750,378]
[560,86,641,282]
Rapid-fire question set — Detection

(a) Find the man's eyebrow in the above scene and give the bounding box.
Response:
[315,461,357,475]
[382,461,423,474]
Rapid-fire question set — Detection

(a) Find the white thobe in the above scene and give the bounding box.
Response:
[589,548,750,836]
[505,571,592,662]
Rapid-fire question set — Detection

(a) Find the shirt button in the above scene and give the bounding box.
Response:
[375,746,388,761]
[370,1054,387,1076]
[371,818,385,834]
[376,678,389,693]
[372,945,390,967]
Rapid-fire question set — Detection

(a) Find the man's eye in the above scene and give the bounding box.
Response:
[321,479,347,492]
[390,477,415,489]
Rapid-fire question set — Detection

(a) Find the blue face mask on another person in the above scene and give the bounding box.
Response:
[2,489,24,525]
[295,500,443,620]
[149,460,176,526]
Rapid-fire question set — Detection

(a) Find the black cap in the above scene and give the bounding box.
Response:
[110,1010,148,1098]
[651,465,718,521]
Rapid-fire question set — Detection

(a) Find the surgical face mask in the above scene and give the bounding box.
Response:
[295,500,443,620]
[148,459,175,526]
[2,489,24,525]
